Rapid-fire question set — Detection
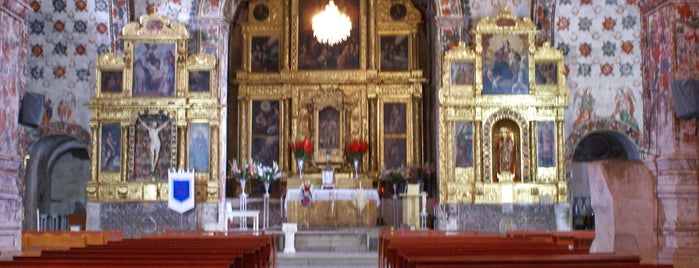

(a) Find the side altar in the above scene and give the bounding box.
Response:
[436,7,570,232]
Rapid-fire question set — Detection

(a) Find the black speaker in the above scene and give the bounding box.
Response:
[19,92,45,128]
[672,78,699,119]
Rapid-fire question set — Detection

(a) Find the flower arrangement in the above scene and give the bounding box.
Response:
[409,162,434,183]
[290,137,313,159]
[229,159,256,181]
[345,139,368,160]
[256,161,282,183]
[381,165,408,185]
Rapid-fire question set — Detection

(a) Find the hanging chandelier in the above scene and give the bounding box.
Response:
[312,0,352,46]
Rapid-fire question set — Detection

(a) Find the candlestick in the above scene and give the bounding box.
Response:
[421,192,427,214]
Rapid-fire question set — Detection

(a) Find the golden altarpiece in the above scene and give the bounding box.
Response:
[235,0,425,190]
[438,7,569,205]
[87,13,221,205]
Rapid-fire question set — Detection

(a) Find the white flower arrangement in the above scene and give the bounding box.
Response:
[256,161,282,183]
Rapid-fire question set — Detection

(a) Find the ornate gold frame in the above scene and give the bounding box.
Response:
[88,14,222,202]
[438,7,569,204]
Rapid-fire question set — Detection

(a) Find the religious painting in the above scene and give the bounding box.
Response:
[482,34,529,94]
[384,103,406,135]
[318,107,340,150]
[132,113,175,181]
[537,121,555,167]
[252,100,280,135]
[101,124,121,172]
[451,62,475,85]
[380,35,409,71]
[188,71,210,92]
[132,43,176,97]
[189,123,210,172]
[454,121,473,168]
[535,62,557,85]
[298,0,359,70]
[251,36,279,72]
[101,71,123,93]
[251,137,279,166]
[384,138,406,168]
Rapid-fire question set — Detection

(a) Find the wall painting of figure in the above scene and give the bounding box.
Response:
[454,121,473,167]
[482,34,529,94]
[535,62,557,85]
[189,123,210,172]
[318,107,340,150]
[537,121,555,167]
[101,71,123,93]
[188,71,210,92]
[133,113,174,181]
[132,43,176,97]
[451,62,475,86]
[380,35,409,71]
[384,103,406,135]
[384,138,406,168]
[251,36,279,72]
[298,0,359,70]
[101,124,121,172]
[251,100,280,166]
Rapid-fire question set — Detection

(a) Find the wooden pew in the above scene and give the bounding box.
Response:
[21,230,123,256]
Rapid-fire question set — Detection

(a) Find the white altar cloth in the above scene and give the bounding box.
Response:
[284,189,380,211]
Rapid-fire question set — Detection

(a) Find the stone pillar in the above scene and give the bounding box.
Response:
[282,223,298,253]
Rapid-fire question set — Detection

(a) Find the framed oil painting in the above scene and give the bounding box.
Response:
[101,124,121,172]
[537,121,555,167]
[132,113,175,181]
[132,43,176,97]
[251,136,279,166]
[384,103,406,135]
[101,71,123,93]
[251,100,280,166]
[318,107,341,150]
[188,71,210,92]
[535,62,557,85]
[482,34,529,94]
[380,35,409,71]
[189,123,210,172]
[454,121,473,168]
[251,36,279,72]
[298,0,359,70]
[384,138,406,168]
[451,62,474,86]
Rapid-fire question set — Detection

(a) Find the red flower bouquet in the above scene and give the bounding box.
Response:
[290,137,313,159]
[345,139,368,160]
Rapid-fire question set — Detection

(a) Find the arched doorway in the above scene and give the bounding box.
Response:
[23,135,90,231]
[570,130,640,230]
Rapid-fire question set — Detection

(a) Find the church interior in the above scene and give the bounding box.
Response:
[0,0,698,266]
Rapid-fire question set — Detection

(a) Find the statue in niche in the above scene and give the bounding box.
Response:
[495,126,516,182]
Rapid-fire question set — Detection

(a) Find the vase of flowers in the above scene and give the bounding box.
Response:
[257,161,282,197]
[290,137,313,179]
[381,166,408,198]
[346,139,368,179]
[409,162,434,194]
[229,159,257,198]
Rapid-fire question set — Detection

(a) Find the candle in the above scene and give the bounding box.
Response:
[421,192,427,213]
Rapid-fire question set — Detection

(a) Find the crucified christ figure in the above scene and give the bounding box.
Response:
[139,119,170,173]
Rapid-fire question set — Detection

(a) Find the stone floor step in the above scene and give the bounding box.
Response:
[277,251,378,268]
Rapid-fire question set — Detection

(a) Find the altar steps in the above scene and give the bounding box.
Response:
[276,227,380,268]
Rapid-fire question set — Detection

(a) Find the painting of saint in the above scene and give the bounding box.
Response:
[384,138,406,168]
[101,71,123,93]
[189,123,210,172]
[101,124,121,172]
[535,62,557,85]
[251,137,279,166]
[298,0,359,70]
[454,121,473,167]
[380,35,409,71]
[482,34,529,94]
[132,43,176,97]
[318,107,340,150]
[252,101,279,135]
[384,103,406,135]
[451,63,474,85]
[188,71,210,92]
[537,122,555,167]
[251,36,279,72]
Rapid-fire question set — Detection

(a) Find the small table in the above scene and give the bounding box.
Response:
[227,210,260,231]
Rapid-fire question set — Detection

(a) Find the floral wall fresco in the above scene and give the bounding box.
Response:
[556,0,644,161]
[0,12,26,161]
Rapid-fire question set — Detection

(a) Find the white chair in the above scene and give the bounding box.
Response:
[226,201,260,231]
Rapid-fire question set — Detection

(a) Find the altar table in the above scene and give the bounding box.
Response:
[285,189,380,228]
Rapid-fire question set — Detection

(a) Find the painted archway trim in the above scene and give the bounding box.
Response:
[564,118,641,179]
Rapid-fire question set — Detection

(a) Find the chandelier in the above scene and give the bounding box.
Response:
[312,0,352,46]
